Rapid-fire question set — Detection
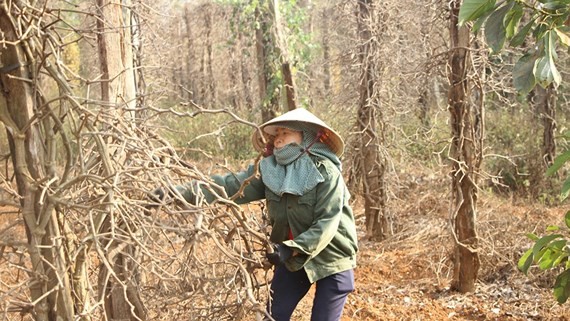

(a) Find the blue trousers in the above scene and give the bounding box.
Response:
[266,265,354,321]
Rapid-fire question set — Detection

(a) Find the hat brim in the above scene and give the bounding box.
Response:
[251,108,345,157]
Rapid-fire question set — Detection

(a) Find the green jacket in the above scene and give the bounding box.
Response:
[179,157,358,283]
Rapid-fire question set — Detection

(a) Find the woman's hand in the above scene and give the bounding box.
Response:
[266,244,293,265]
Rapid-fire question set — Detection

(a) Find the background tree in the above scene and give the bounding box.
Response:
[0,1,272,320]
[355,0,390,240]
[254,0,281,120]
[1,0,570,319]
[448,0,482,293]
[459,0,570,302]
[0,4,78,320]
[95,0,146,319]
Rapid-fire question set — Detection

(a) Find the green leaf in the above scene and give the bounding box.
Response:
[536,246,550,262]
[533,234,563,258]
[542,2,570,11]
[505,3,523,39]
[526,232,539,241]
[550,239,568,251]
[510,18,535,47]
[539,249,557,270]
[555,28,570,47]
[513,52,538,93]
[484,2,512,53]
[546,150,570,176]
[458,0,497,25]
[553,252,569,267]
[518,247,534,274]
[534,53,561,88]
[533,23,549,40]
[534,31,562,87]
[472,9,494,32]
[565,211,570,229]
[546,225,561,231]
[553,269,570,304]
[544,240,569,269]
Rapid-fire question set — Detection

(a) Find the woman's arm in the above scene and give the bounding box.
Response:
[176,164,266,204]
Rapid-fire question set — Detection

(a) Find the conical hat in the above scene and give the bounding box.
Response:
[252,108,345,157]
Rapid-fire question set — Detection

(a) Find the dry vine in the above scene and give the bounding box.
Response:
[0,1,272,320]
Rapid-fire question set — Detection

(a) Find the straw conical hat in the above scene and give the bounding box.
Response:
[252,108,345,157]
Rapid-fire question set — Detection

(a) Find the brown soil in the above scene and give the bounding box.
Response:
[2,185,570,320]
[290,184,570,321]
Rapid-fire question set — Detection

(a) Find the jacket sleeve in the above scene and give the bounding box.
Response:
[283,162,344,258]
[176,164,265,204]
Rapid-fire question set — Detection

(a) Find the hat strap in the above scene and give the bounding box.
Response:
[291,129,325,162]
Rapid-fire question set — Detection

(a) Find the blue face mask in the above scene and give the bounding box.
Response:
[274,143,304,165]
[260,150,324,196]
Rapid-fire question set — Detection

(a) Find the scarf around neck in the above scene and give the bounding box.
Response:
[259,125,341,196]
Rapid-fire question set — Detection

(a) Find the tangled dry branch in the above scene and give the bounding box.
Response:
[0,1,272,320]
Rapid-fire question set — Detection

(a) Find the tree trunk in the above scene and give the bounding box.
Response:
[321,7,332,97]
[96,1,146,319]
[536,84,557,167]
[204,7,217,107]
[282,62,297,110]
[356,0,390,241]
[183,5,197,102]
[255,1,280,121]
[418,22,431,128]
[96,0,137,113]
[239,27,254,111]
[0,6,75,321]
[448,0,481,293]
[270,0,297,111]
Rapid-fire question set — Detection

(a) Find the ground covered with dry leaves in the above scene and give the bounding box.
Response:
[1,170,569,320]
[291,173,570,321]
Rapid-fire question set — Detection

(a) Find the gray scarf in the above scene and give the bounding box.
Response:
[260,124,341,196]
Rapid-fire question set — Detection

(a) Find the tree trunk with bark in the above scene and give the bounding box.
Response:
[448,0,481,293]
[96,0,146,319]
[356,0,390,241]
[204,7,217,107]
[183,5,197,102]
[270,0,297,111]
[0,6,75,321]
[321,7,332,97]
[535,84,557,167]
[255,1,280,121]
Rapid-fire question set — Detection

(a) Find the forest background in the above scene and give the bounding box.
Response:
[0,0,570,320]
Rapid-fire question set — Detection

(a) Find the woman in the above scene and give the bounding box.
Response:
[175,108,358,321]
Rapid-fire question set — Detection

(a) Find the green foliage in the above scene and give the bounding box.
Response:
[517,131,570,304]
[546,131,570,201]
[518,210,570,304]
[460,1,570,302]
[513,51,538,93]
[484,1,512,53]
[222,0,314,108]
[458,0,570,93]
[458,0,495,22]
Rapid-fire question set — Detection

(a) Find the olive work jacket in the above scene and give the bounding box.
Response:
[179,157,358,283]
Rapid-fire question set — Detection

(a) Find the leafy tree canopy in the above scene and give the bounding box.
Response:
[458,0,570,93]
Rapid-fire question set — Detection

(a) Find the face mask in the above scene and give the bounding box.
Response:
[273,143,304,165]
